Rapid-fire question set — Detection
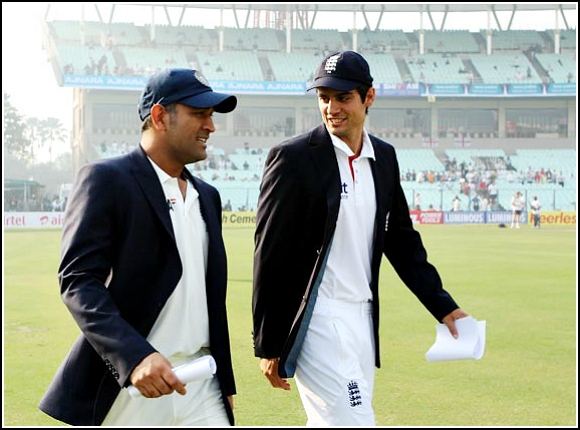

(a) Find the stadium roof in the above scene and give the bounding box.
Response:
[45,3,577,30]
[174,3,576,13]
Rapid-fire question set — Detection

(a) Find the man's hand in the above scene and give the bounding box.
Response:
[129,352,187,398]
[441,309,469,339]
[260,357,291,391]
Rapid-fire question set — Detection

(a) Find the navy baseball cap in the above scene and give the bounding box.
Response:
[138,68,237,120]
[307,51,373,91]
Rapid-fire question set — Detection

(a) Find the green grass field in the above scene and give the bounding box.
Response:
[3,224,577,426]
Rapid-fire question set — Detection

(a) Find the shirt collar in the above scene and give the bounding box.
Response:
[147,157,173,184]
[328,127,375,161]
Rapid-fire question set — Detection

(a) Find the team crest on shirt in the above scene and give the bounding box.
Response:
[347,380,362,407]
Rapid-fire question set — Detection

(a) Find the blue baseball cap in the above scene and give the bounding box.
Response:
[307,51,373,91]
[138,68,237,120]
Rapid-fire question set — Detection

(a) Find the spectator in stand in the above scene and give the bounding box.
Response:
[8,197,18,211]
[452,195,461,211]
[471,194,480,211]
[51,196,62,212]
[557,171,566,187]
[487,181,498,203]
[510,191,525,229]
[530,196,541,229]
[414,192,421,210]
[480,196,489,212]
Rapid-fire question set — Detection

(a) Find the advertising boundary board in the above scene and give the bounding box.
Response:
[4,211,576,229]
[408,210,576,226]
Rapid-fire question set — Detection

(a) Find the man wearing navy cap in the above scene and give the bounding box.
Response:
[253,51,470,425]
[39,68,238,426]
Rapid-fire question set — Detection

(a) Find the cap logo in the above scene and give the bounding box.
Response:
[194,70,210,87]
[324,54,340,74]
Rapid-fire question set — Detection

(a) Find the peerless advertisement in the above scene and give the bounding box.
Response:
[406,210,575,226]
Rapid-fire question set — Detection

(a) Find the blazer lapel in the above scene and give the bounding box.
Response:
[129,146,175,241]
[187,172,216,239]
[307,124,341,239]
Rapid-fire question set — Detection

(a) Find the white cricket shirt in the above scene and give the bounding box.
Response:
[317,129,376,302]
[146,159,210,360]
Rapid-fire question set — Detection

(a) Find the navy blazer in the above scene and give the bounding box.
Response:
[38,145,236,425]
[252,124,459,378]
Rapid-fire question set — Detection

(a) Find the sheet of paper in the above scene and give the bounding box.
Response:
[426,316,486,362]
[128,355,217,398]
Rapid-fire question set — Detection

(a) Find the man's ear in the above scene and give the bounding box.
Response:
[365,87,376,107]
[150,104,167,130]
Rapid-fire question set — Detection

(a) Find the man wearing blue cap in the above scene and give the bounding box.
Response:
[39,68,238,426]
[252,51,469,425]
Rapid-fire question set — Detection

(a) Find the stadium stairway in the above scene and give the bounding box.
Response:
[395,57,412,83]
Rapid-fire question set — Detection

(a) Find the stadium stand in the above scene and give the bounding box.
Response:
[37,3,576,214]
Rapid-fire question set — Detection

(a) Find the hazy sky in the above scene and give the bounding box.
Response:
[3,2,74,161]
[2,2,577,161]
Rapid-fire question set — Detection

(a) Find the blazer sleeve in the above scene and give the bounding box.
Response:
[59,162,158,386]
[380,146,459,322]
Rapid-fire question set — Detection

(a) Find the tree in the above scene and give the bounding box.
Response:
[4,92,74,200]
[25,117,41,161]
[3,93,33,162]
[3,93,70,164]
[41,117,69,163]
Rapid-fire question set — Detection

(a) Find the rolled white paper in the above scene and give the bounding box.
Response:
[128,355,217,398]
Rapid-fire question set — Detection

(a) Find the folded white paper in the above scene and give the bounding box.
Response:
[128,355,217,398]
[426,316,486,362]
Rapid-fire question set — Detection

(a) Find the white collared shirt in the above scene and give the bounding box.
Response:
[318,129,376,302]
[146,159,210,361]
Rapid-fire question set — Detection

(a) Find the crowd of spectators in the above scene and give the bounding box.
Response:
[401,154,571,212]
[5,195,63,212]
[7,145,574,212]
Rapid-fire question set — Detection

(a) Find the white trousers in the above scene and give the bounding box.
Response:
[102,352,230,426]
[295,297,376,426]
